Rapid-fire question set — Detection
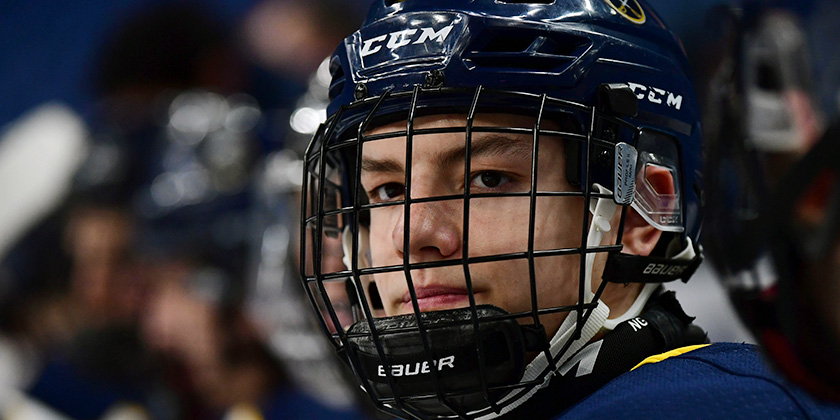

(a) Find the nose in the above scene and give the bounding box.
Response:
[392,200,461,261]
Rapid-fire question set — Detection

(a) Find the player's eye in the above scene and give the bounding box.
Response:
[471,171,510,190]
[372,182,405,201]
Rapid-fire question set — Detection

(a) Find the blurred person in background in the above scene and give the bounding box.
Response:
[704,0,840,404]
[242,0,366,94]
[247,60,362,411]
[238,3,382,414]
[0,103,93,419]
[81,4,369,419]
[239,0,368,155]
[132,88,367,419]
[0,3,370,419]
[8,5,255,419]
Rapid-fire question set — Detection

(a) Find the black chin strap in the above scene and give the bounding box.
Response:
[500,290,708,419]
[602,245,704,284]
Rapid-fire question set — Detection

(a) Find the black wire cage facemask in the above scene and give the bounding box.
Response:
[300,85,685,419]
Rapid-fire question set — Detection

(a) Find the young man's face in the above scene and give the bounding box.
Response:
[358,113,587,336]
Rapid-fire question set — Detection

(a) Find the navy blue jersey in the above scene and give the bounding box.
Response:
[558,342,840,419]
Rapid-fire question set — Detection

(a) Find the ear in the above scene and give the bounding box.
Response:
[622,164,674,256]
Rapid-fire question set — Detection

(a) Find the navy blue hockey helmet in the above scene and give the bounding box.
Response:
[704,0,840,401]
[302,0,703,418]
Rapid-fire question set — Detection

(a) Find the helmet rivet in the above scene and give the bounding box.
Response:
[598,149,611,166]
[354,83,368,100]
[424,69,445,88]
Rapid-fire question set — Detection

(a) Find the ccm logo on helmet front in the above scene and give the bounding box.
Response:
[628,82,683,110]
[378,355,455,377]
[360,25,455,58]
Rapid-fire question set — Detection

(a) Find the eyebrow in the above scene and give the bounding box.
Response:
[360,134,534,174]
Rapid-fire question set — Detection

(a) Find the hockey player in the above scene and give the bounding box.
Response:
[704,0,840,404]
[299,0,840,418]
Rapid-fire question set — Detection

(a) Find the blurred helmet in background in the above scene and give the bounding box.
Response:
[704,0,840,401]
[246,59,363,410]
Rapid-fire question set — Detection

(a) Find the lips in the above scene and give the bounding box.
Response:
[400,285,478,312]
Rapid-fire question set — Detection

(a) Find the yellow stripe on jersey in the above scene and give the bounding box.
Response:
[631,344,711,371]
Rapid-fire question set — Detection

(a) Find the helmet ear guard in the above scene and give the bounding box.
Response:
[585,131,700,327]
[586,84,702,286]
[592,109,702,286]
[631,130,685,233]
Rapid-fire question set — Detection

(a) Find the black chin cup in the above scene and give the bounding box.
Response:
[345,305,529,416]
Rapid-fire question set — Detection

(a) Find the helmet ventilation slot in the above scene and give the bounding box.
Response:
[464,30,590,71]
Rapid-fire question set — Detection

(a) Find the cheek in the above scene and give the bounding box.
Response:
[533,197,584,250]
[471,255,579,325]
[371,272,405,316]
[367,208,398,263]
[534,255,581,304]
[466,197,531,255]
[466,196,584,257]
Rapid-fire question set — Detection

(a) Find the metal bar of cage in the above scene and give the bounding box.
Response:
[573,106,599,341]
[322,126,592,155]
[459,85,500,414]
[341,88,417,417]
[307,243,624,281]
[353,87,434,418]
[401,85,471,419]
[301,107,347,344]
[337,125,589,145]
[305,189,610,217]
[529,94,558,371]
